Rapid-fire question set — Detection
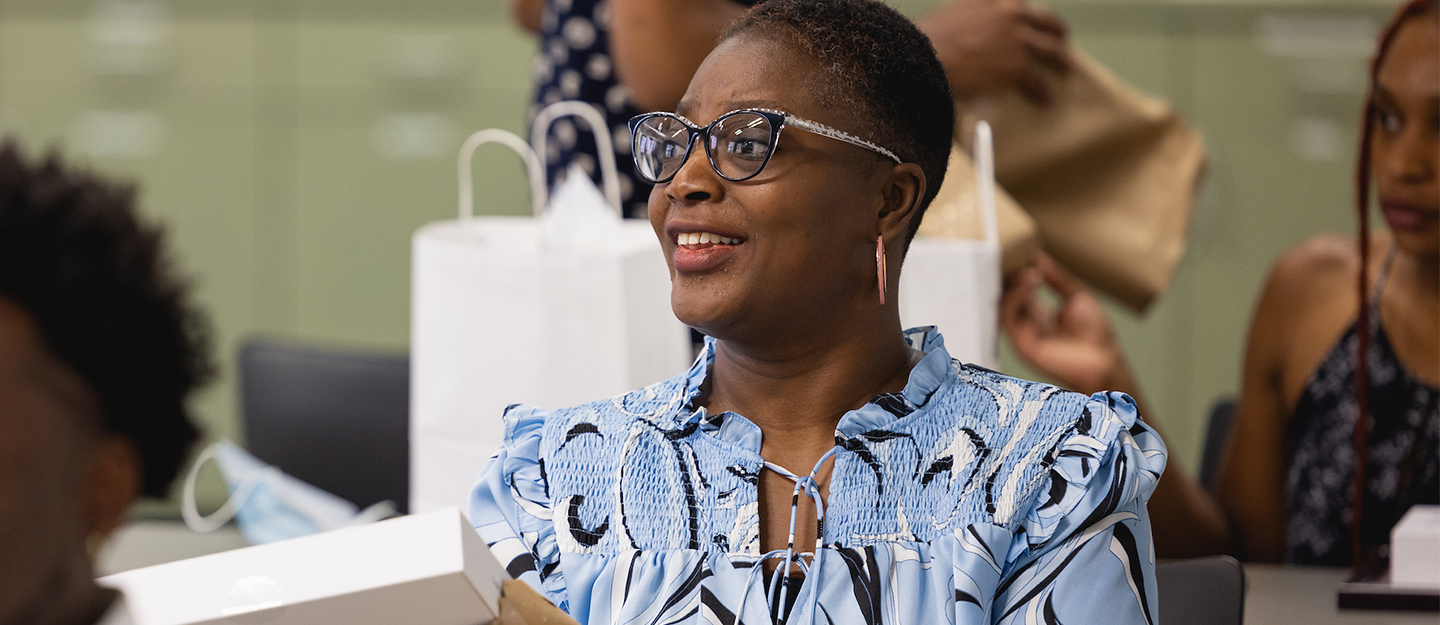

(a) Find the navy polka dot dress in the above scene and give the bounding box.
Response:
[529,0,649,218]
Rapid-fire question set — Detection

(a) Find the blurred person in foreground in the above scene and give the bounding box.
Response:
[510,0,1071,217]
[1001,0,1437,564]
[0,143,212,625]
[471,1,1165,623]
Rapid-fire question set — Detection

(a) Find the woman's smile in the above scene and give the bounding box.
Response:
[666,222,748,273]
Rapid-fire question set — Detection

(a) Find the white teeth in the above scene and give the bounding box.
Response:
[677,232,738,245]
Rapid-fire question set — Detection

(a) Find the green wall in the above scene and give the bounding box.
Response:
[0,0,1390,514]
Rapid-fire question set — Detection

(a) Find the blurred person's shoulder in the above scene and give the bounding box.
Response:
[1256,232,1392,405]
[1268,233,1388,303]
[1261,232,1391,335]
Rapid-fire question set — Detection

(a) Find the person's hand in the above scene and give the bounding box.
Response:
[1000,253,1133,395]
[917,0,1071,106]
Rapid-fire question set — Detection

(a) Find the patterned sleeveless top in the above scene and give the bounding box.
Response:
[1286,249,1440,565]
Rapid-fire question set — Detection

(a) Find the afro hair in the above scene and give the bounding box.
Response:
[0,141,211,498]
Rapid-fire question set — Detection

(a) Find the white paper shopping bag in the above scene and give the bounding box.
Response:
[410,102,691,514]
[900,121,1002,369]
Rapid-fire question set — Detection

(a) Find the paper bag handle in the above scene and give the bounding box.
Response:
[458,129,545,219]
[530,101,624,217]
[974,120,999,244]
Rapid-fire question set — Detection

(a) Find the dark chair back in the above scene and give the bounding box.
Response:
[239,339,409,513]
[1200,398,1237,490]
[1157,556,1246,625]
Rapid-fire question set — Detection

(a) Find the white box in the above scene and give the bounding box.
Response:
[99,508,505,625]
[1392,505,1440,588]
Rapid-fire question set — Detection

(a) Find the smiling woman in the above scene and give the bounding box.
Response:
[467,1,1166,623]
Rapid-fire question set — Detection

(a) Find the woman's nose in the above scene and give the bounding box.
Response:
[1381,122,1438,186]
[666,134,723,205]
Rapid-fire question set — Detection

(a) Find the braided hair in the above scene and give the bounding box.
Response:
[1350,0,1438,568]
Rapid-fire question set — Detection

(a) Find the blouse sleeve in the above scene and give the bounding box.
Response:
[467,404,569,612]
[993,392,1167,625]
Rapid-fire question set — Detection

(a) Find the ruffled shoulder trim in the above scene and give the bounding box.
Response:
[1019,391,1167,552]
[487,403,570,608]
[502,403,550,446]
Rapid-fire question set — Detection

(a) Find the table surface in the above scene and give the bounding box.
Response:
[96,521,247,577]
[96,524,1437,623]
[1244,564,1438,625]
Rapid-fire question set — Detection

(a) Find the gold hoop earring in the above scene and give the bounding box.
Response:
[876,235,887,305]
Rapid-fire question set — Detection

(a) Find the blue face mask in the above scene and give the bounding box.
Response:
[182,441,397,545]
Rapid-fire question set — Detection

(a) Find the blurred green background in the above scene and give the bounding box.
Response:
[0,0,1392,514]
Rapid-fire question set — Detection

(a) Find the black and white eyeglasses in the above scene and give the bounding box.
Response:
[627,108,903,184]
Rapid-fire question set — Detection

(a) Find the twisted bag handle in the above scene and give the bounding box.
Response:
[530,101,624,217]
[974,120,1000,245]
[458,129,544,219]
[457,101,624,219]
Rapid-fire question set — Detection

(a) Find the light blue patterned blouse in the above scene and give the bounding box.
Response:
[470,327,1167,625]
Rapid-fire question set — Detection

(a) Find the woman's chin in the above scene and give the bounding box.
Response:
[1389,228,1440,259]
[671,290,745,338]
[671,303,727,337]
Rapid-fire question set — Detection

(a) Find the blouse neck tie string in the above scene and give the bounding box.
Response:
[735,447,839,624]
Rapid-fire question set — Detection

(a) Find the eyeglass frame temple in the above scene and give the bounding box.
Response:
[768,111,902,164]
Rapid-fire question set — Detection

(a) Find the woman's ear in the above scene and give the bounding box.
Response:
[877,162,927,241]
[84,435,140,550]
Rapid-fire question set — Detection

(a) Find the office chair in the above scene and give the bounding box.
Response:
[1200,398,1238,490]
[238,339,410,513]
[1156,556,1247,625]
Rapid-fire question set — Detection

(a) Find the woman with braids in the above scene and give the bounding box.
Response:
[1002,0,1438,565]
[469,1,1166,623]
[0,143,212,625]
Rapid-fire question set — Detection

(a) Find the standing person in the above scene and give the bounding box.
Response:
[509,0,1071,218]
[0,143,213,625]
[1000,0,1438,564]
[471,1,1165,623]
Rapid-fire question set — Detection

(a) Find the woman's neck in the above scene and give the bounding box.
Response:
[703,318,921,462]
[1393,247,1440,297]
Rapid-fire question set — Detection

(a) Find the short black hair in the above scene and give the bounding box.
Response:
[720,0,955,242]
[0,142,211,498]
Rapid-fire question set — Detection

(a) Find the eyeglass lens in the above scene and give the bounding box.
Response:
[633,112,774,182]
